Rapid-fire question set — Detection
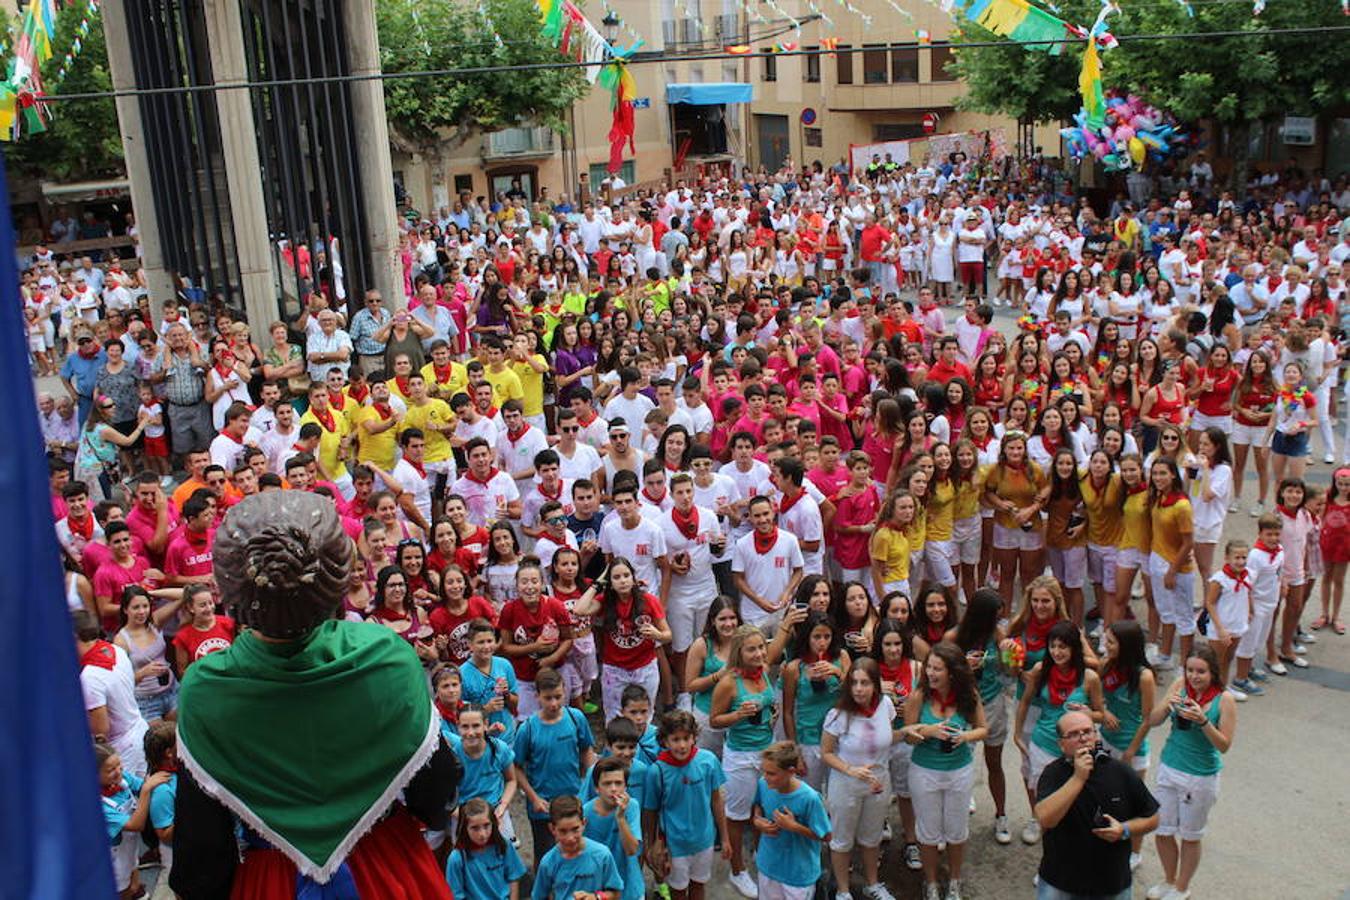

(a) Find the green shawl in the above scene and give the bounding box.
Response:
[177,620,437,883]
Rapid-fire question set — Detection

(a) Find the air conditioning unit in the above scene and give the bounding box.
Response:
[1282,115,1316,146]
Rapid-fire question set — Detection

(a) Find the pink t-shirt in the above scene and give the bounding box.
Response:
[816,394,852,448]
[807,464,850,501]
[831,485,881,568]
[125,502,179,566]
[164,528,216,581]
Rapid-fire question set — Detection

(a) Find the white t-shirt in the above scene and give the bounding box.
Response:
[732,528,803,625]
[523,479,576,530]
[391,457,435,526]
[81,645,150,776]
[452,469,520,527]
[657,505,722,609]
[496,425,550,492]
[724,459,771,536]
[555,442,603,483]
[822,696,897,766]
[598,515,668,593]
[774,491,825,576]
[694,473,741,522]
[957,227,986,263]
[1190,463,1232,533]
[603,393,656,431]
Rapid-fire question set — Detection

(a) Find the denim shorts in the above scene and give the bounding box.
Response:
[136,683,178,722]
[1271,430,1309,458]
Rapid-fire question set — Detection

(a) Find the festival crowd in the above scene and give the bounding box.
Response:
[37,152,1350,900]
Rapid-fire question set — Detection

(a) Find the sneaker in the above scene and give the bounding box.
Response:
[1250,668,1271,682]
[1130,851,1143,871]
[969,795,977,814]
[994,814,1012,844]
[1162,890,1192,900]
[1228,500,1240,513]
[924,885,942,900]
[1229,686,1248,702]
[904,841,923,870]
[881,819,893,842]
[1290,655,1310,669]
[729,869,759,898]
[1231,677,1264,696]
[1267,660,1289,676]
[1249,502,1263,517]
[1324,452,1335,465]
[944,880,964,900]
[863,883,897,900]
[655,885,671,900]
[1146,883,1176,900]
[1021,819,1042,844]
[1299,630,1318,644]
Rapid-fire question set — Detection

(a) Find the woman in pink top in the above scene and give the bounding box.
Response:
[826,451,883,591]
[863,397,904,495]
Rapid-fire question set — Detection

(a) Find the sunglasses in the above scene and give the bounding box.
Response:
[546,516,567,526]
[561,426,579,433]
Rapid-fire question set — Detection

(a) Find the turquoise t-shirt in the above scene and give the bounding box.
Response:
[1032,677,1089,756]
[641,748,727,856]
[101,772,143,844]
[583,798,645,900]
[910,701,974,771]
[460,656,519,740]
[446,841,527,900]
[753,779,831,888]
[638,723,660,766]
[692,638,726,714]
[148,773,176,831]
[1160,692,1224,776]
[725,672,776,752]
[582,754,649,809]
[531,837,623,900]
[974,639,1006,704]
[455,737,515,808]
[792,656,844,746]
[513,707,594,820]
[1102,674,1149,759]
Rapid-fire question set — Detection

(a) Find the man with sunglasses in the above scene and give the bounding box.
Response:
[598,419,646,502]
[60,326,107,424]
[552,408,604,485]
[1034,711,1159,900]
[348,288,391,375]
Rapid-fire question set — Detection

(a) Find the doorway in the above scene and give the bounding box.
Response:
[756,114,790,172]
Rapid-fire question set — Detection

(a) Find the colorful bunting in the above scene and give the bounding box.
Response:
[724,43,752,53]
[820,36,840,55]
[945,0,1071,53]
[915,28,932,43]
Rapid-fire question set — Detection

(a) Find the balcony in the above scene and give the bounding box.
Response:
[828,80,964,113]
[483,126,556,160]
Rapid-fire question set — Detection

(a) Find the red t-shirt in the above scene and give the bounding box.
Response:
[859,224,891,262]
[1235,383,1277,426]
[429,595,498,665]
[172,616,236,663]
[1195,367,1239,417]
[927,359,973,385]
[497,596,571,681]
[601,592,665,670]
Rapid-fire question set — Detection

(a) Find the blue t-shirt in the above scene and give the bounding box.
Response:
[637,724,660,765]
[753,779,831,887]
[513,708,594,820]
[582,755,648,809]
[446,840,528,900]
[641,749,726,857]
[460,656,519,740]
[455,737,515,808]
[583,798,645,900]
[148,773,176,831]
[101,773,143,844]
[531,838,623,900]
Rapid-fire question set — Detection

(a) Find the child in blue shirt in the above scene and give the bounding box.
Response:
[446,797,528,900]
[619,684,661,765]
[96,740,171,896]
[514,666,596,860]
[433,663,465,740]
[532,797,624,900]
[583,717,648,808]
[583,757,645,900]
[143,721,179,881]
[641,710,731,898]
[454,705,519,843]
[460,619,519,740]
[752,741,833,897]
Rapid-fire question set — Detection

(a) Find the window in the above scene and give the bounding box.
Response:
[930,45,956,81]
[863,45,888,84]
[589,160,636,187]
[804,46,820,82]
[453,174,473,194]
[874,123,924,141]
[722,61,740,82]
[890,46,918,83]
[836,44,853,84]
[761,48,777,81]
[688,64,704,83]
[805,127,823,147]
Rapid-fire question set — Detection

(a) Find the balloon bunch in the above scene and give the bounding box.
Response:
[1061,91,1186,172]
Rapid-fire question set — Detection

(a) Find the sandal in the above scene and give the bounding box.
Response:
[1335,621,1346,635]
[1311,616,1328,630]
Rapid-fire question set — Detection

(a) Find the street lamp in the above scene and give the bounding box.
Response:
[602,11,620,43]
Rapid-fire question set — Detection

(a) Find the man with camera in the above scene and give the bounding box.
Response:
[1034,711,1160,900]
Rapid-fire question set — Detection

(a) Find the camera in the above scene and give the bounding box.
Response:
[1092,741,1112,765]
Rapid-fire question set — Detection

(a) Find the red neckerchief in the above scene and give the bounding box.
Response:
[752,527,778,554]
[1157,491,1187,508]
[348,383,370,404]
[395,375,412,396]
[1041,433,1063,457]
[183,527,211,548]
[292,442,308,453]
[465,466,500,485]
[1253,539,1281,560]
[538,480,563,502]
[1186,682,1222,708]
[1222,564,1250,592]
[506,424,529,443]
[436,698,462,725]
[664,459,682,473]
[328,389,346,411]
[971,432,993,451]
[483,405,499,419]
[925,620,947,644]
[408,460,429,481]
[671,504,699,540]
[213,354,237,382]
[102,779,125,798]
[739,666,765,682]
[642,486,667,506]
[880,659,913,697]
[1024,614,1056,653]
[779,488,805,516]
[657,749,696,767]
[1277,504,1300,520]
[81,639,117,671]
[373,402,394,421]
[433,363,455,384]
[859,696,882,718]
[1047,664,1081,706]
[77,343,100,360]
[1102,665,1128,693]
[536,531,567,548]
[311,406,337,433]
[930,686,956,710]
[66,513,95,541]
[218,428,243,444]
[577,411,597,427]
[1127,482,1148,496]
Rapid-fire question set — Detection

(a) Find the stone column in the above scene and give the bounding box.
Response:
[100,0,177,311]
[343,0,405,310]
[202,0,278,345]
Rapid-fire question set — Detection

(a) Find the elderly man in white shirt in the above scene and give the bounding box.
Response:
[305,309,353,382]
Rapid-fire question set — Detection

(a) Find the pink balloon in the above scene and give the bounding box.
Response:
[1115,125,1135,142]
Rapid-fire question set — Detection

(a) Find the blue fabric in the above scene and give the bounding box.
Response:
[583,798,645,900]
[148,774,177,830]
[641,749,726,856]
[753,779,831,888]
[665,83,754,105]
[459,656,519,740]
[455,737,515,808]
[513,708,594,820]
[531,838,623,900]
[2,150,118,897]
[295,861,360,900]
[445,842,527,900]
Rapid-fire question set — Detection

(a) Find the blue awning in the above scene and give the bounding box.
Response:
[665,83,754,105]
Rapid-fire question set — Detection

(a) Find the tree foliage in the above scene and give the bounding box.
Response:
[951,0,1350,126]
[1,6,122,181]
[377,0,589,149]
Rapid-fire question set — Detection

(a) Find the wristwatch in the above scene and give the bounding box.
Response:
[1120,822,1132,842]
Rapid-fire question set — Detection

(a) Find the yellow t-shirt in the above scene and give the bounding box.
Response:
[984,462,1046,531]
[400,398,455,464]
[1149,497,1194,571]
[953,471,983,520]
[1045,494,1088,550]
[352,405,400,471]
[904,506,927,555]
[1118,487,1151,552]
[300,407,350,481]
[420,361,469,403]
[511,355,548,417]
[1081,473,1124,547]
[484,366,524,408]
[927,478,956,542]
[871,525,910,584]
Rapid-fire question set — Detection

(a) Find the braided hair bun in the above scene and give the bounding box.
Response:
[213,492,351,639]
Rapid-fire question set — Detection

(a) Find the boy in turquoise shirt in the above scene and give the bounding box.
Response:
[584,757,645,900]
[532,796,624,900]
[752,742,833,895]
[459,620,519,740]
[514,667,596,858]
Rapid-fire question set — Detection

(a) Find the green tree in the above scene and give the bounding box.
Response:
[949,21,1082,126]
[377,0,588,150]
[1,5,122,181]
